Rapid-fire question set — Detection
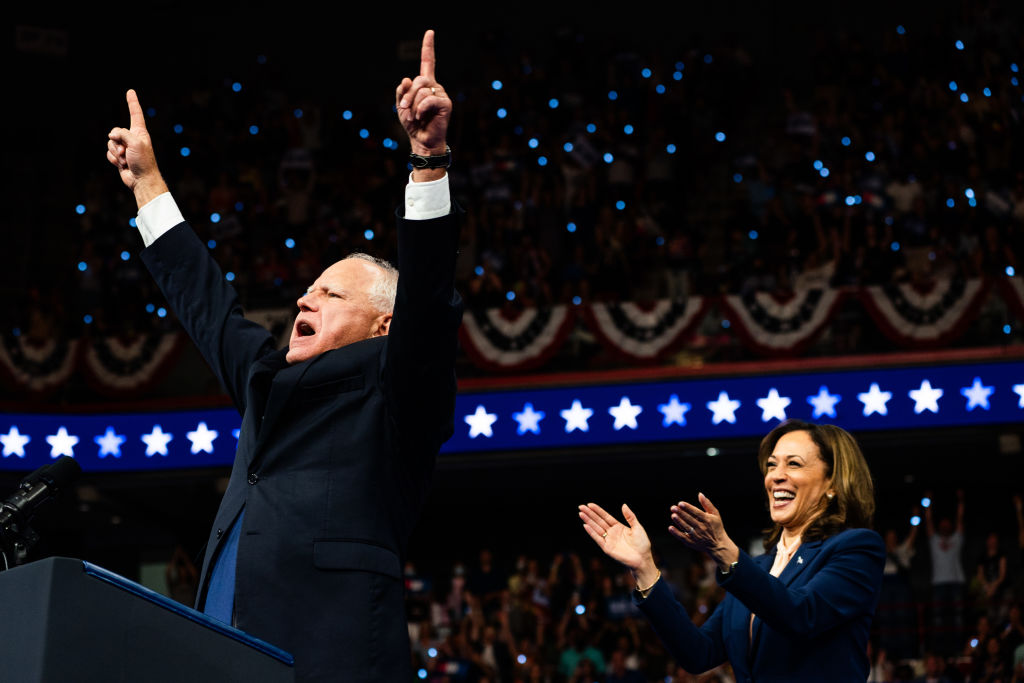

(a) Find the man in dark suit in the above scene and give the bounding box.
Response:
[107,30,461,682]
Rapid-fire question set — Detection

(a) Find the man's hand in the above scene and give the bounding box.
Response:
[107,89,168,208]
[395,30,451,181]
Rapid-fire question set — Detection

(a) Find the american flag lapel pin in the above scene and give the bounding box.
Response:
[797,556,803,564]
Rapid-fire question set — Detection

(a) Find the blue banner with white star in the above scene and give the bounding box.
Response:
[1,358,1023,471]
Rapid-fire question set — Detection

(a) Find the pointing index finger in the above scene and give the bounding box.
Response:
[126,89,146,131]
[419,29,435,80]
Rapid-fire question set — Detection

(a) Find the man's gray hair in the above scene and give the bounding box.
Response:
[343,253,398,314]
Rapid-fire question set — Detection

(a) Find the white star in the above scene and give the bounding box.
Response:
[908,380,944,414]
[807,386,841,419]
[186,422,218,454]
[561,400,594,433]
[512,403,545,435]
[961,377,994,411]
[94,427,126,458]
[756,388,792,422]
[0,426,30,458]
[1014,384,1024,408]
[232,428,241,439]
[707,391,741,425]
[45,426,79,458]
[464,405,498,438]
[141,425,174,457]
[658,395,691,427]
[858,383,892,417]
[608,397,643,431]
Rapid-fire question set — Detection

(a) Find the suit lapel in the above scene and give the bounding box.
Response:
[255,359,313,450]
[777,538,823,586]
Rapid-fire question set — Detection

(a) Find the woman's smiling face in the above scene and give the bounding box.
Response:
[764,430,833,536]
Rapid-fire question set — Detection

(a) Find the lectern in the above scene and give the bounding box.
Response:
[0,557,294,682]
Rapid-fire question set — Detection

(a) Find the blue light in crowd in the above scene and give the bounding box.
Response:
[748,230,758,240]
[946,198,955,208]
[572,295,582,305]
[75,204,86,215]
[586,123,597,133]
[210,213,221,223]
[819,168,830,178]
[624,124,634,135]
[704,54,713,64]
[865,151,876,162]
[813,160,824,170]
[207,240,216,249]
[342,110,353,120]
[359,129,369,139]
[491,80,503,90]
[656,236,665,246]
[949,81,958,91]
[971,639,979,649]
[257,55,267,64]
[120,251,130,261]
[567,222,577,233]
[1013,63,1020,73]
[129,217,137,227]
[965,188,975,199]
[673,71,683,81]
[225,272,235,282]
[733,173,743,183]
[721,319,731,329]
[173,124,183,134]
[496,108,507,119]
[955,40,965,50]
[474,265,484,276]
[675,61,685,70]
[574,604,586,615]
[608,90,618,101]
[77,261,87,272]
[12,328,20,337]
[641,67,652,78]
[146,303,155,313]
[364,229,374,240]
[656,84,666,94]
[232,82,242,92]
[841,136,851,146]
[146,107,156,117]
[293,108,303,119]
[910,515,921,527]
[891,241,901,252]
[1013,77,1020,87]
[157,307,167,318]
[428,648,438,658]
[548,98,559,109]
[666,144,676,154]
[382,138,396,150]
[615,200,626,210]
[417,669,427,680]
[960,93,969,103]
[234,201,244,211]
[983,87,992,97]
[537,156,548,166]
[528,138,539,149]
[506,291,515,301]
[563,142,573,152]
[921,497,931,508]
[83,315,93,324]
[514,126,523,135]
[249,125,259,135]
[845,196,856,206]
[1007,266,1016,276]
[285,238,295,249]
[603,152,614,163]
[896,25,906,35]
[517,655,527,665]
[715,131,726,142]
[1004,325,1013,335]
[180,147,191,157]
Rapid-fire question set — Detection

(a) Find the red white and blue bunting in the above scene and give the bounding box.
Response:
[583,298,710,361]
[81,333,185,396]
[860,278,989,347]
[459,305,575,372]
[0,335,79,394]
[719,289,845,356]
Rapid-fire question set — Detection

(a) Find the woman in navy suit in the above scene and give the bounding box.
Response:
[580,420,885,682]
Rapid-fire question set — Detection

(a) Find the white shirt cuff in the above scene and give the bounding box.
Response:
[136,192,185,247]
[404,173,451,220]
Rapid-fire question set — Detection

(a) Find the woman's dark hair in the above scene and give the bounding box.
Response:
[758,420,875,549]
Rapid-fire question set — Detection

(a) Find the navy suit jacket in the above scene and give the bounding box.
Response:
[638,528,885,683]
[141,208,462,682]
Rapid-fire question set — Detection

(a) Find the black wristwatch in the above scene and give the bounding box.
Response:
[409,145,452,169]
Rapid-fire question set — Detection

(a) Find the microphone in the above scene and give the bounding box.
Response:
[0,456,82,568]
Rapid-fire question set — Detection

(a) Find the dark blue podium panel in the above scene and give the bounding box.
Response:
[0,557,294,683]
